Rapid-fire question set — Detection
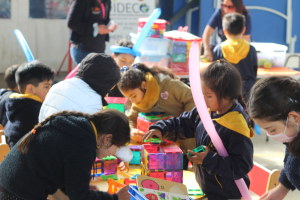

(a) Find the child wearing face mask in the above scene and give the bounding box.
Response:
[248,76,300,200]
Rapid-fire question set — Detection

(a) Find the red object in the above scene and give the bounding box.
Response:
[68,41,73,74]
[105,97,128,104]
[149,170,165,179]
[137,117,156,133]
[138,18,168,30]
[169,59,189,73]
[248,163,270,196]
[124,178,137,185]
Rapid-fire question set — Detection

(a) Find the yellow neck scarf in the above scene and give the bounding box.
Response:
[221,38,250,64]
[90,121,100,149]
[9,93,42,103]
[133,72,160,110]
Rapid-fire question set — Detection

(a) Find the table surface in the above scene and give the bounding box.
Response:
[175,63,300,79]
[90,165,206,199]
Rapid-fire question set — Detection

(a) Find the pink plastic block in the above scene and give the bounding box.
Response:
[143,144,159,153]
[137,117,155,133]
[165,170,183,183]
[148,153,165,170]
[129,145,142,151]
[103,159,117,175]
[165,152,182,170]
[105,97,128,104]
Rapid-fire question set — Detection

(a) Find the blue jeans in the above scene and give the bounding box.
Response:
[70,43,92,65]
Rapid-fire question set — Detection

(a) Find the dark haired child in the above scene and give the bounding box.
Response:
[118,63,196,169]
[0,65,20,127]
[248,76,300,200]
[143,60,254,200]
[213,12,257,101]
[109,39,135,97]
[0,109,131,200]
[4,61,55,149]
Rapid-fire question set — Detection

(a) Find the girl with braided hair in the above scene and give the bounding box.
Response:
[0,109,131,200]
[248,76,300,200]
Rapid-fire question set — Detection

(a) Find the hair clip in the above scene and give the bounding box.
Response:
[32,129,36,135]
[121,66,129,73]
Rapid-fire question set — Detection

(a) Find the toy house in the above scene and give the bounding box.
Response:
[91,156,117,177]
[105,97,129,113]
[141,143,183,183]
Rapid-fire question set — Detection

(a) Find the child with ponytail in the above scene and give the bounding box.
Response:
[248,76,300,200]
[118,63,196,169]
[0,109,131,200]
[143,60,254,200]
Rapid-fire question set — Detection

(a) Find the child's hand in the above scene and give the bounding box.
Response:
[116,185,131,200]
[187,146,209,165]
[130,129,142,138]
[142,129,163,141]
[259,184,289,200]
[118,161,130,173]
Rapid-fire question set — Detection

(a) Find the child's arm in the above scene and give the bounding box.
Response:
[201,132,253,180]
[148,107,198,141]
[127,105,140,130]
[279,168,297,190]
[169,80,195,112]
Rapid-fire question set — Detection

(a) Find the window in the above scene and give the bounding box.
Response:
[29,0,70,19]
[0,0,11,19]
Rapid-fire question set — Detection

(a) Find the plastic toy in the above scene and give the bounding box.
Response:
[258,59,272,70]
[131,174,140,180]
[140,143,183,183]
[125,178,137,185]
[105,97,129,113]
[143,138,161,144]
[128,185,148,200]
[91,156,117,177]
[187,145,205,157]
[132,130,144,143]
[189,41,252,200]
[107,178,126,194]
[130,145,142,165]
[101,174,118,181]
[138,18,168,38]
[188,189,204,196]
[14,29,34,62]
[137,112,174,133]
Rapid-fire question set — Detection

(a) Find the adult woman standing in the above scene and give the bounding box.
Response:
[67,0,117,65]
[202,0,252,62]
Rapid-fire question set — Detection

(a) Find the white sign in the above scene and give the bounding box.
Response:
[105,0,155,53]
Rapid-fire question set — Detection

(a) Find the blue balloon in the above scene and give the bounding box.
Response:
[14,29,34,62]
[110,46,141,57]
[132,8,162,52]
[254,123,261,135]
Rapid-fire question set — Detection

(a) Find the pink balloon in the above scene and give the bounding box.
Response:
[188,41,252,200]
[65,64,80,80]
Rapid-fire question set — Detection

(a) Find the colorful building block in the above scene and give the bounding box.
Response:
[143,138,161,144]
[137,112,174,133]
[131,174,140,180]
[188,145,205,157]
[142,144,165,170]
[105,97,128,113]
[188,189,204,196]
[129,145,142,165]
[91,156,117,177]
[101,174,118,181]
[107,179,126,194]
[124,178,137,185]
[165,170,183,183]
[161,143,183,170]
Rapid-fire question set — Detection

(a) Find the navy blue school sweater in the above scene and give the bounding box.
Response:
[213,39,258,101]
[4,94,42,149]
[0,115,118,200]
[278,144,300,191]
[0,89,17,127]
[150,103,254,200]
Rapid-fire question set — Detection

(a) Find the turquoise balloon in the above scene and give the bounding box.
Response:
[14,29,34,62]
[110,46,141,57]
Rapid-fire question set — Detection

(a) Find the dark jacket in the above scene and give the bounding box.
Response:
[67,0,111,53]
[213,40,257,101]
[4,94,42,149]
[0,115,118,200]
[0,89,17,127]
[278,144,300,191]
[150,103,253,200]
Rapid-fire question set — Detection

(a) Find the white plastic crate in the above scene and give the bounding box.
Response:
[130,33,170,56]
[250,42,288,67]
[135,55,170,68]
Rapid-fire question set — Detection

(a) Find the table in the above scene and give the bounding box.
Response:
[175,63,300,79]
[90,165,206,200]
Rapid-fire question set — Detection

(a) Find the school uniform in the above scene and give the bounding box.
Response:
[0,89,18,127]
[4,93,42,149]
[0,115,118,200]
[150,103,254,200]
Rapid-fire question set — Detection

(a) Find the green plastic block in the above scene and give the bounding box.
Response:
[188,189,204,196]
[144,138,161,143]
[188,145,205,157]
[107,103,125,113]
[103,155,116,161]
[101,174,118,181]
[172,54,186,63]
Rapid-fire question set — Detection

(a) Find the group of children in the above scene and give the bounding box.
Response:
[0,12,298,200]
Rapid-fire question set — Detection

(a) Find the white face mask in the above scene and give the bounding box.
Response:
[267,116,299,143]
